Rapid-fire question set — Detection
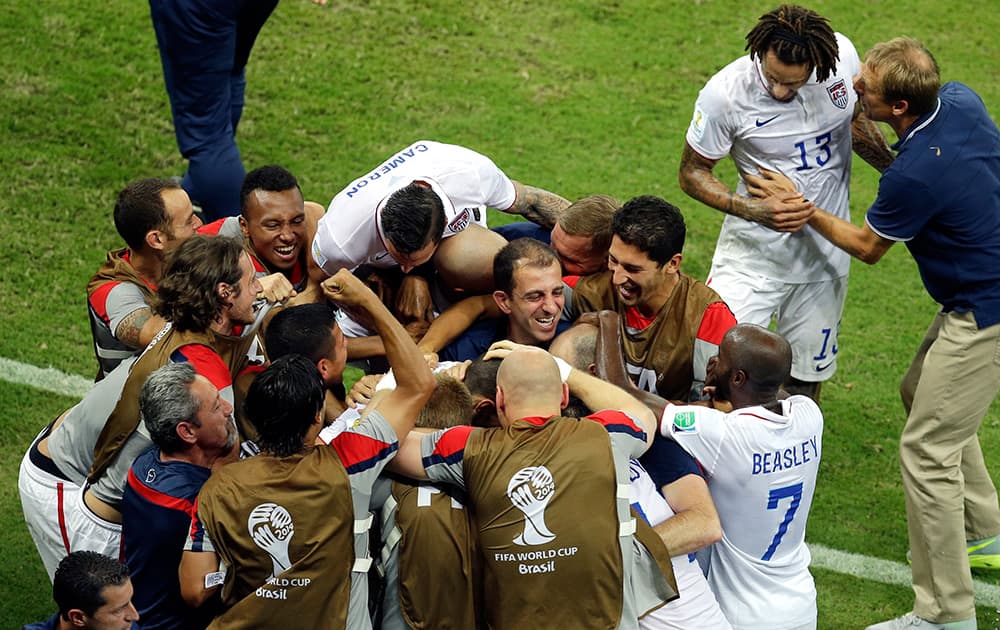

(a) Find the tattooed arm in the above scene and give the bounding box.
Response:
[115,307,167,349]
[678,142,814,232]
[851,109,894,173]
[503,181,571,230]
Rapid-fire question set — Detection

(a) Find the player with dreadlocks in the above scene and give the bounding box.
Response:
[678,4,893,404]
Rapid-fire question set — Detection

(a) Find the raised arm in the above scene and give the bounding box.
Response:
[323,269,435,441]
[678,142,814,232]
[504,181,571,230]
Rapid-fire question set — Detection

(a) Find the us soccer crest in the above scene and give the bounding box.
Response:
[447,208,471,233]
[827,79,849,109]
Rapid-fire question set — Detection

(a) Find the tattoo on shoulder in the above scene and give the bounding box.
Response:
[115,308,153,349]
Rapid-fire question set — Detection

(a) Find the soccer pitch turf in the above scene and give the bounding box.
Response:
[2,0,999,626]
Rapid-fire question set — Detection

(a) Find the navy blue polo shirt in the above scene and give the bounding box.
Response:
[122,447,215,630]
[866,82,1000,329]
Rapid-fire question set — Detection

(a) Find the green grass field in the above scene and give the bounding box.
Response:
[2,0,999,626]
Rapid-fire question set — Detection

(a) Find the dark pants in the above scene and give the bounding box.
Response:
[149,0,278,221]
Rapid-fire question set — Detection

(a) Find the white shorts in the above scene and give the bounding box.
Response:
[706,266,847,382]
[18,435,80,581]
[63,485,123,561]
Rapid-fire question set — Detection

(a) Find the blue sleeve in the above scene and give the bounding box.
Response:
[866,168,933,241]
[639,435,702,490]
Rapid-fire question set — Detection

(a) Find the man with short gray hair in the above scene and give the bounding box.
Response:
[120,363,239,629]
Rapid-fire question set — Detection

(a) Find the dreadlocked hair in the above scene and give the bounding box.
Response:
[745,4,839,82]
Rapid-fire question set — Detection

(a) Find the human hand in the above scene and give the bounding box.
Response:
[742,169,814,232]
[321,269,377,309]
[440,360,471,382]
[257,273,297,303]
[423,352,440,370]
[482,339,537,361]
[346,374,383,408]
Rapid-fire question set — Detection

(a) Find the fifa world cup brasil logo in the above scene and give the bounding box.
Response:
[248,503,295,578]
[507,466,556,546]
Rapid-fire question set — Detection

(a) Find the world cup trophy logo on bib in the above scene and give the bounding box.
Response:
[507,466,556,546]
[248,503,295,578]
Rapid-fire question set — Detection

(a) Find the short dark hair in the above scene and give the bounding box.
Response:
[381,182,445,255]
[265,304,338,365]
[416,374,474,429]
[141,363,200,454]
[113,177,181,250]
[464,357,501,399]
[53,551,130,620]
[493,238,561,295]
[745,4,839,83]
[612,196,686,265]
[154,235,246,332]
[240,165,301,216]
[245,355,324,457]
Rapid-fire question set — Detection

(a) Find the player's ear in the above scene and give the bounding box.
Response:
[176,421,198,445]
[146,228,167,252]
[238,215,250,239]
[493,290,512,314]
[559,383,569,409]
[664,253,683,273]
[66,608,88,626]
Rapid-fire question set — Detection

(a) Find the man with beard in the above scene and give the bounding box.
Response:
[121,363,240,629]
[569,195,737,401]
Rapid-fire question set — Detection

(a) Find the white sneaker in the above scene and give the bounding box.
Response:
[865,612,976,630]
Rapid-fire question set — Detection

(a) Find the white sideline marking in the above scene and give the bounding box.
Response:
[2,356,1000,606]
[809,542,1000,606]
[0,357,91,399]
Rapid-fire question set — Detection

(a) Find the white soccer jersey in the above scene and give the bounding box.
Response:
[629,460,732,630]
[662,397,823,630]
[312,140,517,276]
[686,33,859,283]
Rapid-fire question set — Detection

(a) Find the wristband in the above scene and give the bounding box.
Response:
[552,357,573,383]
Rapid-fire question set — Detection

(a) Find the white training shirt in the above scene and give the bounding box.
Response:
[661,397,823,630]
[312,140,517,276]
[686,33,859,283]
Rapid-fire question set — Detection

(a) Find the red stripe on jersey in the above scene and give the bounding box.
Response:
[237,363,265,379]
[587,409,644,433]
[248,252,267,274]
[520,416,552,427]
[172,344,232,391]
[563,275,581,288]
[88,281,120,323]
[197,219,227,236]
[331,431,396,471]
[429,425,475,460]
[126,467,197,518]
[188,496,205,545]
[624,306,657,332]
[697,301,737,345]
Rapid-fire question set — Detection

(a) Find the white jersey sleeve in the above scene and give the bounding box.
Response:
[660,404,728,476]
[686,64,740,160]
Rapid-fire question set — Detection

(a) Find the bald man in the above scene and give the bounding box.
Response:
[656,324,824,630]
[391,344,677,629]
[550,320,730,630]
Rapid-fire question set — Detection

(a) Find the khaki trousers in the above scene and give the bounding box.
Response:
[899,310,1000,622]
